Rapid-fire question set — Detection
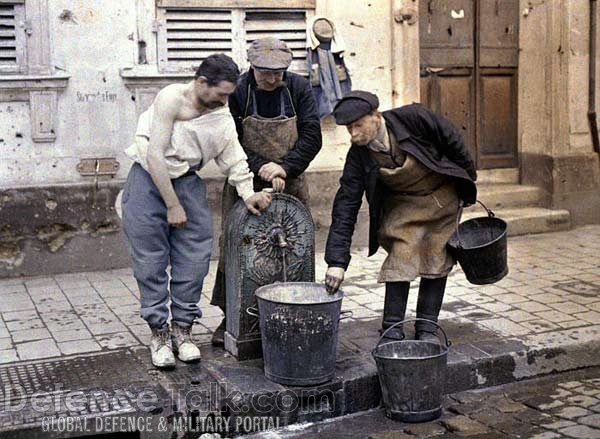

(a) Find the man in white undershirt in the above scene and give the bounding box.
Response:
[122,54,271,368]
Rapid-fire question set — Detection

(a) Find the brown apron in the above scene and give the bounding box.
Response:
[371,132,460,283]
[211,86,309,308]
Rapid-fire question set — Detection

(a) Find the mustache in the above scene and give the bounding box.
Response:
[257,80,287,90]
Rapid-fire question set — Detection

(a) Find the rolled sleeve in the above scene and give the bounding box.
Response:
[214,119,255,201]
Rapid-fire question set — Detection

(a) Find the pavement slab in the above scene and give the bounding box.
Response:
[0,227,599,436]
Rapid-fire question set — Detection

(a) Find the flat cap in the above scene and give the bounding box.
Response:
[247,37,293,70]
[332,90,380,125]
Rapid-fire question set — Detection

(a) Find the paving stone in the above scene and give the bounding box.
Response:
[67,293,105,305]
[574,311,600,325]
[0,297,35,313]
[6,318,45,332]
[94,286,132,298]
[520,320,560,333]
[0,284,26,294]
[96,331,139,349]
[501,309,537,322]
[557,320,588,329]
[102,294,140,307]
[441,415,489,435]
[548,302,590,314]
[479,318,530,336]
[61,287,98,297]
[538,400,565,410]
[513,301,553,313]
[0,349,18,364]
[1,309,39,322]
[350,293,382,305]
[0,327,8,339]
[556,406,593,420]
[0,338,12,350]
[11,328,51,343]
[541,420,578,430]
[580,414,600,428]
[529,432,564,439]
[477,301,514,313]
[51,328,93,342]
[566,395,600,409]
[57,339,102,355]
[86,321,128,335]
[559,425,600,439]
[532,293,566,304]
[15,339,60,360]
[403,422,447,437]
[55,279,92,289]
[535,310,576,323]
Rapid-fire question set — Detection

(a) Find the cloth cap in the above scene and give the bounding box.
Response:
[247,37,293,70]
[332,90,380,125]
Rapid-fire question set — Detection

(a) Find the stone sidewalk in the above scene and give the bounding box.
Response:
[1,225,600,365]
[251,368,600,439]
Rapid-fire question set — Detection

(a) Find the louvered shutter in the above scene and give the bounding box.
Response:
[0,1,25,73]
[244,10,308,74]
[157,8,234,72]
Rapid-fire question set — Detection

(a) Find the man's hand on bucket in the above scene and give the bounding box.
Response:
[245,191,272,216]
[272,177,286,192]
[325,266,345,294]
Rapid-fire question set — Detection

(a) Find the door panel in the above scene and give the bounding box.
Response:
[419,0,519,169]
[419,0,474,67]
[478,69,518,168]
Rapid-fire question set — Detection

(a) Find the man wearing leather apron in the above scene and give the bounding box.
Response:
[211,37,322,346]
[323,91,477,342]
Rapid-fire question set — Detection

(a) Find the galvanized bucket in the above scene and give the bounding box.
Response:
[372,319,450,423]
[447,200,508,285]
[248,282,351,386]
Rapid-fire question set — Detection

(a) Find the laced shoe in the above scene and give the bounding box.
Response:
[171,323,201,362]
[150,328,176,368]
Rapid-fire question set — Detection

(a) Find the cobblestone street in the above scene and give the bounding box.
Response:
[253,368,600,439]
[1,225,600,364]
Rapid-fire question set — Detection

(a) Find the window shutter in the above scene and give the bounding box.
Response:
[244,10,308,74]
[157,8,234,72]
[0,2,25,73]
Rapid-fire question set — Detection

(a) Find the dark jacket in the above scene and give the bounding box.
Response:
[228,69,322,179]
[325,103,477,270]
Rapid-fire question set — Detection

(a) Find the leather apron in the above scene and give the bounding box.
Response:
[371,130,459,283]
[211,86,309,308]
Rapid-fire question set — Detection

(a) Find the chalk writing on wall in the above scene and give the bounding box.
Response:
[76,91,118,103]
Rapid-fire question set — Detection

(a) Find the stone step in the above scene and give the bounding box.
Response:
[461,206,572,237]
[475,183,548,210]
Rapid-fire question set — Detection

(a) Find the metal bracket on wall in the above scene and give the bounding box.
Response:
[77,158,120,177]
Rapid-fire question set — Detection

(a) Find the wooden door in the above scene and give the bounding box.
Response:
[419,0,519,169]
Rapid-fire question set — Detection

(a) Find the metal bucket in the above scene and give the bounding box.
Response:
[248,282,350,386]
[372,319,450,423]
[447,200,508,285]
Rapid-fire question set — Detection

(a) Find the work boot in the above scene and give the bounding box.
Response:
[150,328,176,369]
[415,277,447,342]
[380,281,410,341]
[211,318,226,347]
[171,322,201,362]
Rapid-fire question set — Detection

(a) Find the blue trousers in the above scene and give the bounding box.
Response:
[121,163,213,330]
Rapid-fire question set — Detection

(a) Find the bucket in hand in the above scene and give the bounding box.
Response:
[447,200,508,285]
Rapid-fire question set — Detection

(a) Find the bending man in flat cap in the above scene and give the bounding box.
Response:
[324,91,477,341]
[210,37,322,346]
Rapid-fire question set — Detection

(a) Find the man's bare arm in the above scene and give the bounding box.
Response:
[146,88,187,227]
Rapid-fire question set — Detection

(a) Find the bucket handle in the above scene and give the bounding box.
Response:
[339,310,353,321]
[374,318,451,351]
[246,306,259,317]
[455,199,495,249]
